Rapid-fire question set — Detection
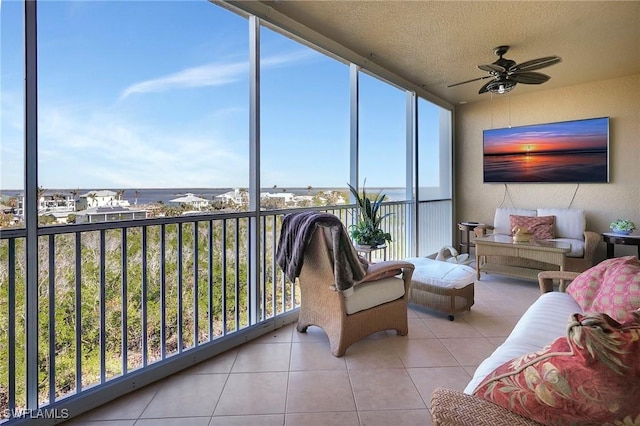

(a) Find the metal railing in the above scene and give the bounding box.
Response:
[0,201,413,424]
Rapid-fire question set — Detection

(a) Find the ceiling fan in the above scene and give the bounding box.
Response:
[448,45,562,94]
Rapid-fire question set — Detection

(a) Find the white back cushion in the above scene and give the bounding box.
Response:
[493,208,537,235]
[537,208,585,240]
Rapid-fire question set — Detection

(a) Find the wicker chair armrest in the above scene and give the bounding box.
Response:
[357,260,414,284]
[430,388,542,426]
[473,224,494,237]
[538,270,581,293]
[582,230,603,262]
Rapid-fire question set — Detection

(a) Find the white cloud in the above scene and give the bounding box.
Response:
[119,50,315,100]
[119,61,247,100]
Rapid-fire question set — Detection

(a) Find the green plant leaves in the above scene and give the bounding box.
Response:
[347,180,393,247]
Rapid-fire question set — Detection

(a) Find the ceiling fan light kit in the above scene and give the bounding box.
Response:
[448,45,561,95]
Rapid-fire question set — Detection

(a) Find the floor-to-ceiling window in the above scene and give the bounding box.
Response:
[358,72,408,200]
[260,25,350,210]
[35,1,250,217]
[0,1,25,227]
[416,97,453,255]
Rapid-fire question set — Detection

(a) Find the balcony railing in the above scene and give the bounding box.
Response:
[0,201,420,424]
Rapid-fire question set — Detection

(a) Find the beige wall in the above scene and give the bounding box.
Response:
[455,74,640,261]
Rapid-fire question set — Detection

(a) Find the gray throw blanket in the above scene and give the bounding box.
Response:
[276,211,368,291]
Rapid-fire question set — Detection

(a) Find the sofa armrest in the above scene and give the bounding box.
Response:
[538,270,581,293]
[430,388,542,426]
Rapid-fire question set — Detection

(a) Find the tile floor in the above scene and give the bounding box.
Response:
[64,271,542,426]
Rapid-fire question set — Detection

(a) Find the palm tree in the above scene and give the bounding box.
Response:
[70,189,79,211]
[307,185,313,194]
[88,192,97,207]
[37,186,47,201]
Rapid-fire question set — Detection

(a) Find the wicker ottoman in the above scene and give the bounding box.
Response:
[404,257,475,321]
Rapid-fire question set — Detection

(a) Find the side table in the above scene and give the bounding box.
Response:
[354,243,387,262]
[602,232,640,258]
[458,222,483,254]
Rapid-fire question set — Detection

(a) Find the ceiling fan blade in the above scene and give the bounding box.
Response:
[509,72,550,84]
[478,64,506,74]
[478,80,494,94]
[447,75,492,88]
[510,56,562,72]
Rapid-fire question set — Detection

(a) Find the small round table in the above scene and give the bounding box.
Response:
[602,232,640,258]
[458,222,483,254]
[354,243,387,262]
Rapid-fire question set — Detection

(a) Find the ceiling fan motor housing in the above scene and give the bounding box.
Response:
[493,46,516,71]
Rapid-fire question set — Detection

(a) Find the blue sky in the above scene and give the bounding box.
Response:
[1,0,441,191]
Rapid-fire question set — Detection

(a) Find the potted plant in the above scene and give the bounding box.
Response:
[610,219,636,235]
[347,181,392,248]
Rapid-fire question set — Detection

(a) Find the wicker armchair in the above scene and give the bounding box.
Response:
[430,270,579,425]
[295,222,415,356]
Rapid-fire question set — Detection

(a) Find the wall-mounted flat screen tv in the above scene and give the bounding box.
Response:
[483,117,609,183]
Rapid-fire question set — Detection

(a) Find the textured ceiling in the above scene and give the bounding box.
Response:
[249,1,640,105]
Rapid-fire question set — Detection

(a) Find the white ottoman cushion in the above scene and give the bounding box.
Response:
[405,257,475,289]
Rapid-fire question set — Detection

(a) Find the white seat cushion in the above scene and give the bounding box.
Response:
[549,237,585,257]
[404,257,475,289]
[342,277,405,315]
[463,292,582,394]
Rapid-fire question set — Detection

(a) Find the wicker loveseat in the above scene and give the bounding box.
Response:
[431,257,640,425]
[475,207,601,273]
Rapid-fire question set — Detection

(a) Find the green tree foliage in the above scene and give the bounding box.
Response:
[0,217,290,412]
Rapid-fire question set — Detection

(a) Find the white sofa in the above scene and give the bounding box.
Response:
[475,207,601,273]
[430,258,640,425]
[429,271,584,425]
[464,278,579,394]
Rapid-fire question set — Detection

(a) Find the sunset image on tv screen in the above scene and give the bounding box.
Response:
[483,117,609,183]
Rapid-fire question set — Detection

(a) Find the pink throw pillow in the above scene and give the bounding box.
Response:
[509,215,555,239]
[567,256,640,322]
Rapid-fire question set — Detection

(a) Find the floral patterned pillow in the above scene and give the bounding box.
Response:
[567,256,640,322]
[509,215,555,239]
[473,311,640,426]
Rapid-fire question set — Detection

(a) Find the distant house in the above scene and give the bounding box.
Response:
[38,192,76,214]
[169,193,210,210]
[9,191,76,222]
[75,206,147,224]
[215,189,248,206]
[260,192,295,204]
[77,190,130,210]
